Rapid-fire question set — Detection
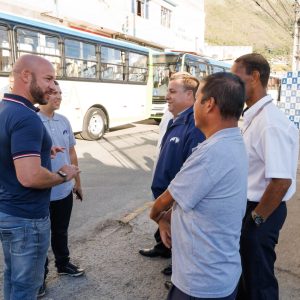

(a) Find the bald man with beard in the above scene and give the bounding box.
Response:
[0,55,80,300]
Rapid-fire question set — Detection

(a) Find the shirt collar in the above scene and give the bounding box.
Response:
[38,111,59,121]
[243,94,272,126]
[196,127,241,150]
[173,106,193,124]
[208,127,241,142]
[2,93,39,113]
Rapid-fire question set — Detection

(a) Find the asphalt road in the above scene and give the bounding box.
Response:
[63,120,300,299]
[69,120,159,239]
[0,120,299,299]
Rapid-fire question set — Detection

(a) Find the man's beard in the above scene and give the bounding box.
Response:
[29,74,50,105]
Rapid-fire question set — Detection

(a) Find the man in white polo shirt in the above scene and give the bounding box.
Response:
[232,53,299,300]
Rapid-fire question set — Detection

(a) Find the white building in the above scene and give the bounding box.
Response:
[0,0,205,52]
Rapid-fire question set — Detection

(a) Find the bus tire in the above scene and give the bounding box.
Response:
[80,107,107,141]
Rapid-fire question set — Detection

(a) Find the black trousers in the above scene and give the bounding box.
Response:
[236,201,287,300]
[167,284,238,300]
[154,228,171,254]
[49,192,73,268]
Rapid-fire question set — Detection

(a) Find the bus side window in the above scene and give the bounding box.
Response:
[66,59,79,77]
[211,65,224,74]
[65,39,97,79]
[0,25,13,72]
[100,46,125,81]
[16,28,62,76]
[187,62,207,79]
[128,52,148,83]
[198,63,207,78]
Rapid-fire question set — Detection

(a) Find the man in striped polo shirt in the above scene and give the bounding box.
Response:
[0,54,79,300]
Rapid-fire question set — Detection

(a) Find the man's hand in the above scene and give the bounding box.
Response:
[51,146,65,159]
[150,189,174,223]
[73,184,83,201]
[159,216,171,249]
[59,164,80,182]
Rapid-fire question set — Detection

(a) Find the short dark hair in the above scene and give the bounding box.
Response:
[201,72,245,120]
[234,53,270,88]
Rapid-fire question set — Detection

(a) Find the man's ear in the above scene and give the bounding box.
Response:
[186,89,194,101]
[20,69,31,84]
[206,97,216,113]
[252,70,260,85]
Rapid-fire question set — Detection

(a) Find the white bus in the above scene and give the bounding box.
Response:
[0,12,153,140]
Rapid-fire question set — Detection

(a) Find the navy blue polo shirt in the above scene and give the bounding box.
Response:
[0,93,52,218]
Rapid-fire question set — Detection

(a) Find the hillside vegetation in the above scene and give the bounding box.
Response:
[205,0,294,70]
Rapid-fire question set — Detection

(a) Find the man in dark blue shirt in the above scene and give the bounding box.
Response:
[0,54,80,300]
[139,72,205,275]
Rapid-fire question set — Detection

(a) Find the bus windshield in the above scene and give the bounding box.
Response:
[153,64,178,97]
[152,53,182,97]
[150,52,231,120]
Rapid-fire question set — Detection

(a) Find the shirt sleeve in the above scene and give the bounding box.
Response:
[259,124,298,179]
[168,153,214,212]
[11,115,44,160]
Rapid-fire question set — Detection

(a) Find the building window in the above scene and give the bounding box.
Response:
[136,0,144,17]
[161,6,171,28]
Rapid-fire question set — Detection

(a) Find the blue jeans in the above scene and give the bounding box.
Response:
[0,211,50,300]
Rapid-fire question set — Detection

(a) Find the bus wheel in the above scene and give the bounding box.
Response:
[80,107,107,141]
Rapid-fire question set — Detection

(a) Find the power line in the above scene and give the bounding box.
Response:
[265,0,292,30]
[277,0,294,20]
[252,0,292,36]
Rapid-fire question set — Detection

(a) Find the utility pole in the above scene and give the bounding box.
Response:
[292,0,300,71]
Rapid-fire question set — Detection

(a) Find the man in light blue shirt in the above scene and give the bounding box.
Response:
[150,72,248,299]
[38,81,84,297]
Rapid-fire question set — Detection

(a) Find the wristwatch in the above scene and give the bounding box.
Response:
[57,170,67,182]
[251,210,265,226]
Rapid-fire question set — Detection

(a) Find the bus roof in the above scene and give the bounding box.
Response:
[0,11,150,53]
[153,51,232,69]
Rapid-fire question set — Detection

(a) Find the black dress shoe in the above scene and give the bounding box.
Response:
[139,247,171,258]
[161,263,172,275]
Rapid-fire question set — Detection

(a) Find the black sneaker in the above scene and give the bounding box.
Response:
[164,280,172,290]
[161,263,172,276]
[57,262,84,277]
[37,281,46,298]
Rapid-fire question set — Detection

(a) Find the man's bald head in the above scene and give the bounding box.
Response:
[11,54,56,105]
[12,54,54,75]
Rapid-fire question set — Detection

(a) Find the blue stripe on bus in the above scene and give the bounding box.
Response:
[0,11,150,53]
